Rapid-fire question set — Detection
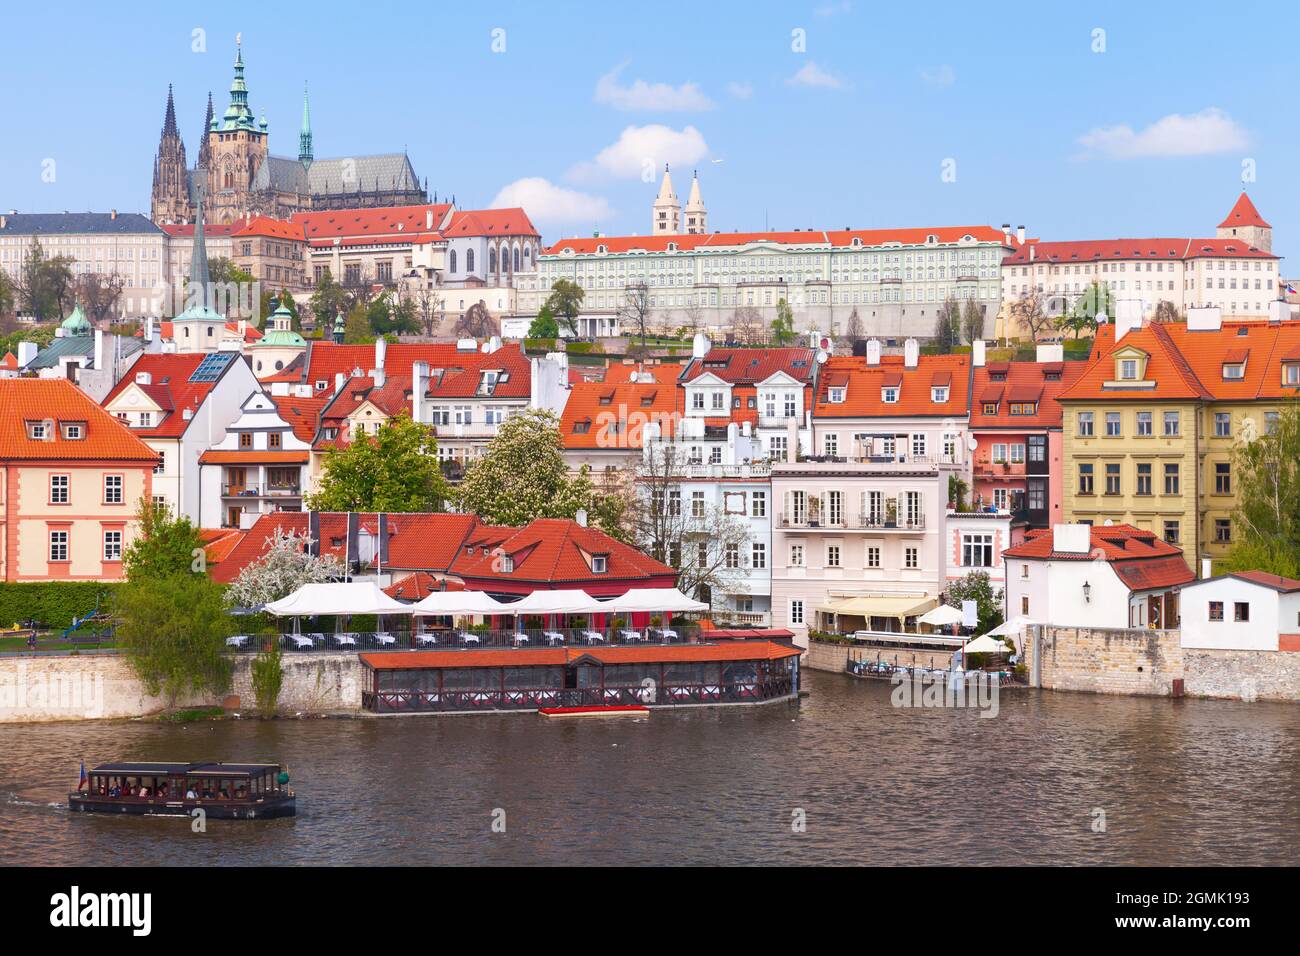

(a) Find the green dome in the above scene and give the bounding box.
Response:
[61,305,91,334]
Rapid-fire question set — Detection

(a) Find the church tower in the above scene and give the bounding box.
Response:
[204,37,269,223]
[652,165,680,235]
[197,92,214,172]
[151,85,192,224]
[298,84,314,169]
[684,170,707,234]
[1217,191,1272,253]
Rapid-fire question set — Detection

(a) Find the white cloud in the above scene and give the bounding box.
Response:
[920,65,955,89]
[490,178,612,224]
[568,125,710,181]
[815,1,852,16]
[1076,108,1249,159]
[786,61,845,90]
[726,81,754,100]
[594,63,714,111]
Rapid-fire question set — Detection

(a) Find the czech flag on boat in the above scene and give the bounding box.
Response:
[77,761,87,792]
[1286,283,1296,295]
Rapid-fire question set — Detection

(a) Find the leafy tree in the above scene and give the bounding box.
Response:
[1010,292,1054,341]
[343,303,374,343]
[15,238,75,322]
[771,298,796,345]
[457,408,595,525]
[528,304,559,339]
[208,257,255,287]
[1221,401,1300,578]
[961,299,986,345]
[934,297,961,353]
[308,411,449,513]
[309,268,349,328]
[114,571,233,706]
[947,474,970,512]
[0,323,56,356]
[590,469,635,543]
[123,500,206,580]
[224,527,345,608]
[249,639,284,717]
[0,269,14,318]
[455,300,498,339]
[1056,281,1112,339]
[1152,299,1184,324]
[544,279,585,338]
[945,570,1004,635]
[368,293,420,336]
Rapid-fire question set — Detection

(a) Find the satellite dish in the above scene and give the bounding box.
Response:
[966,435,978,451]
[815,349,829,365]
[1095,311,1109,324]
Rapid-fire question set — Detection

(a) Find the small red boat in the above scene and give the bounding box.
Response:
[538,705,650,719]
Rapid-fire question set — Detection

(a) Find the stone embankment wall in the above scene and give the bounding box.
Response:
[0,652,363,723]
[1028,626,1182,696]
[805,640,956,675]
[1184,649,1300,702]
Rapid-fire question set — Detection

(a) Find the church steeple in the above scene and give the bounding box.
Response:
[189,193,211,297]
[684,170,707,234]
[150,84,191,224]
[652,164,681,235]
[299,83,313,167]
[198,92,214,169]
[219,35,259,132]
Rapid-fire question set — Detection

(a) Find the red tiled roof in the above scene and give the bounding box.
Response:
[198,450,309,464]
[1221,570,1300,593]
[814,354,970,417]
[1002,525,1193,591]
[545,226,1006,256]
[101,353,241,438]
[302,342,530,399]
[0,379,160,461]
[1218,192,1270,230]
[683,347,817,385]
[232,216,305,241]
[1002,236,1276,266]
[292,204,453,245]
[560,380,678,449]
[601,362,684,384]
[200,527,245,567]
[1,352,18,370]
[384,571,465,600]
[359,640,801,670]
[270,392,327,443]
[970,360,1086,429]
[443,207,539,238]
[451,518,676,585]
[1056,324,1213,403]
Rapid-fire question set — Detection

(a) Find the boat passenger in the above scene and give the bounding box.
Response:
[185,786,197,799]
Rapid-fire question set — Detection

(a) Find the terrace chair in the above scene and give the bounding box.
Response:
[415,632,440,647]
[460,631,481,646]
[374,632,397,647]
[512,633,530,647]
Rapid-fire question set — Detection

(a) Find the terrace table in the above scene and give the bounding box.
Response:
[306,632,326,645]
[333,633,358,649]
[225,635,248,648]
[460,632,481,645]
[415,633,440,647]
[288,635,315,650]
[620,630,643,643]
[374,632,397,647]
[543,631,566,646]
[582,631,605,645]
[512,634,530,646]
[658,628,678,642]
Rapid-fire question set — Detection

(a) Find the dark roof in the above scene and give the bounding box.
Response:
[1183,570,1300,594]
[88,761,282,775]
[188,762,282,776]
[89,762,195,774]
[0,212,162,235]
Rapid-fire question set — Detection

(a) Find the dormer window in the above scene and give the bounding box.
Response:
[982,402,998,415]
[1118,359,1139,380]
[572,419,591,434]
[931,387,949,403]
[591,555,608,573]
[881,387,899,404]
[315,380,328,390]
[1010,402,1037,416]
[500,555,514,573]
[61,423,84,440]
[1284,363,1300,386]
[827,387,845,404]
[1223,362,1245,381]
[26,421,47,440]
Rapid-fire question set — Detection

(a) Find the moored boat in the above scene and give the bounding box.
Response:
[68,761,296,819]
[538,705,649,718]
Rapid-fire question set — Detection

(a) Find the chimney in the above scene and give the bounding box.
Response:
[1052,523,1091,555]
[786,418,798,464]
[692,332,711,359]
[1201,558,1212,579]
[0,215,6,229]
[135,371,152,385]
[307,512,321,556]
[1001,223,1011,245]
[1029,245,1035,262]
[412,361,428,422]
[238,318,247,339]
[904,338,919,369]
[145,316,155,342]
[1036,343,1064,363]
[93,329,103,370]
[426,209,434,230]
[374,336,387,374]
[972,340,986,368]
[1115,299,1144,342]
[1186,306,1222,332]
[1016,225,1025,245]
[110,209,117,220]
[334,372,345,396]
[1268,300,1287,324]
[575,508,588,528]
[865,339,881,366]
[16,342,37,367]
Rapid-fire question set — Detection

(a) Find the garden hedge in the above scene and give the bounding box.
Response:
[0,582,122,630]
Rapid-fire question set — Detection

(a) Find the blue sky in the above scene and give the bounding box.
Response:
[2,1,1296,258]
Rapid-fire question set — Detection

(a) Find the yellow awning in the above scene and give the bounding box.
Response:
[815,596,938,620]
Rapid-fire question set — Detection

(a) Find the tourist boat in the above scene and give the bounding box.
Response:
[68,761,296,819]
[538,705,650,719]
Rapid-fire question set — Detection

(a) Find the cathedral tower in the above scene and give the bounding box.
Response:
[652,165,680,235]
[150,85,192,224]
[204,38,269,223]
[298,84,313,168]
[684,170,707,234]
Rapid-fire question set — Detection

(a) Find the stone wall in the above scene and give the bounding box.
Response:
[0,652,364,723]
[1184,649,1300,702]
[805,640,956,675]
[1028,625,1182,696]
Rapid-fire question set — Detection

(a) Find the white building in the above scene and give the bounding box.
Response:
[1179,571,1300,652]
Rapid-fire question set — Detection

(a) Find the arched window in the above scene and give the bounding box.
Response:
[449,250,457,273]
[489,248,497,273]
[513,247,521,271]
[467,248,475,272]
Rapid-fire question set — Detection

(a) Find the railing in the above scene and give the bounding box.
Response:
[227,625,709,654]
[221,484,301,498]
[362,677,796,713]
[711,610,771,627]
[671,462,772,480]
[779,513,925,530]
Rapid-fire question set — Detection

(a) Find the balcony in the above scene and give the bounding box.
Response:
[758,415,800,429]
[222,484,302,499]
[775,454,957,474]
[779,513,926,531]
[710,610,772,628]
[643,461,772,480]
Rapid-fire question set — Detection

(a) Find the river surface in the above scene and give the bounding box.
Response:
[1,672,1297,865]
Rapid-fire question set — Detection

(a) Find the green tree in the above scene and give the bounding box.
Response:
[309,268,349,328]
[207,257,255,287]
[225,527,345,608]
[961,299,986,345]
[934,297,961,353]
[0,269,17,318]
[528,305,559,339]
[947,474,970,512]
[770,298,796,345]
[945,570,1004,635]
[15,238,75,322]
[114,572,233,706]
[249,637,284,717]
[0,323,56,356]
[368,293,420,336]
[543,279,585,338]
[1058,281,1112,339]
[343,303,374,343]
[1221,401,1300,578]
[123,500,206,580]
[308,411,449,512]
[457,408,595,525]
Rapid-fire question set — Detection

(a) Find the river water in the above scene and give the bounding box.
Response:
[1,671,1296,866]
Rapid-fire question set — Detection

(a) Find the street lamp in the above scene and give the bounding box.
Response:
[1082,580,1092,603]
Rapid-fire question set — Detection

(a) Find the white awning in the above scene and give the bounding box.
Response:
[265,582,409,618]
[987,616,1036,636]
[501,589,611,615]
[410,590,512,617]
[816,595,937,621]
[918,604,964,626]
[963,634,1012,654]
[599,587,709,614]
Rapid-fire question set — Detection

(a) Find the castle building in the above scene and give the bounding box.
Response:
[150,39,428,225]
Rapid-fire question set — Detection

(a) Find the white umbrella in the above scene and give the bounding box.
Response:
[265,582,408,617]
[987,616,1036,637]
[410,590,511,616]
[503,589,609,615]
[962,634,1012,654]
[600,587,708,614]
[918,604,964,627]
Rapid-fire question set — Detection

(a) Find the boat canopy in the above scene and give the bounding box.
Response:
[265,582,409,618]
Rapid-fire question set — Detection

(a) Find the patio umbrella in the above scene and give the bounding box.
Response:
[987,616,1036,636]
[962,634,1012,654]
[918,604,964,627]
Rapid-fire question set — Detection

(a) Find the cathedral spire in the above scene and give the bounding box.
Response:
[684,169,707,234]
[652,164,681,235]
[299,83,314,167]
[198,93,214,169]
[162,84,178,138]
[189,192,211,303]
[151,85,190,224]
[220,35,257,131]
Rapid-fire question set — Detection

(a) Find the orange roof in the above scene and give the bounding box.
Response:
[683,347,817,385]
[302,342,530,399]
[1003,524,1193,591]
[1002,236,1276,266]
[814,354,970,417]
[359,640,800,670]
[200,527,245,566]
[560,380,678,449]
[270,392,327,443]
[1057,324,1211,403]
[1218,192,1270,230]
[970,360,1087,429]
[451,518,676,585]
[131,321,262,343]
[443,207,539,238]
[1217,570,1300,593]
[0,379,159,461]
[600,362,684,384]
[384,571,465,600]
[102,353,241,438]
[292,204,453,243]
[198,450,309,464]
[546,225,1006,256]
[1,352,18,370]
[232,216,305,241]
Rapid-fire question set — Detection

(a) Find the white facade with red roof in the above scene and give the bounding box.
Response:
[1179,571,1300,653]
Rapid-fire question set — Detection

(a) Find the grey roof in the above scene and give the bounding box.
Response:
[252,155,310,194]
[307,154,420,196]
[25,333,143,370]
[0,212,162,236]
